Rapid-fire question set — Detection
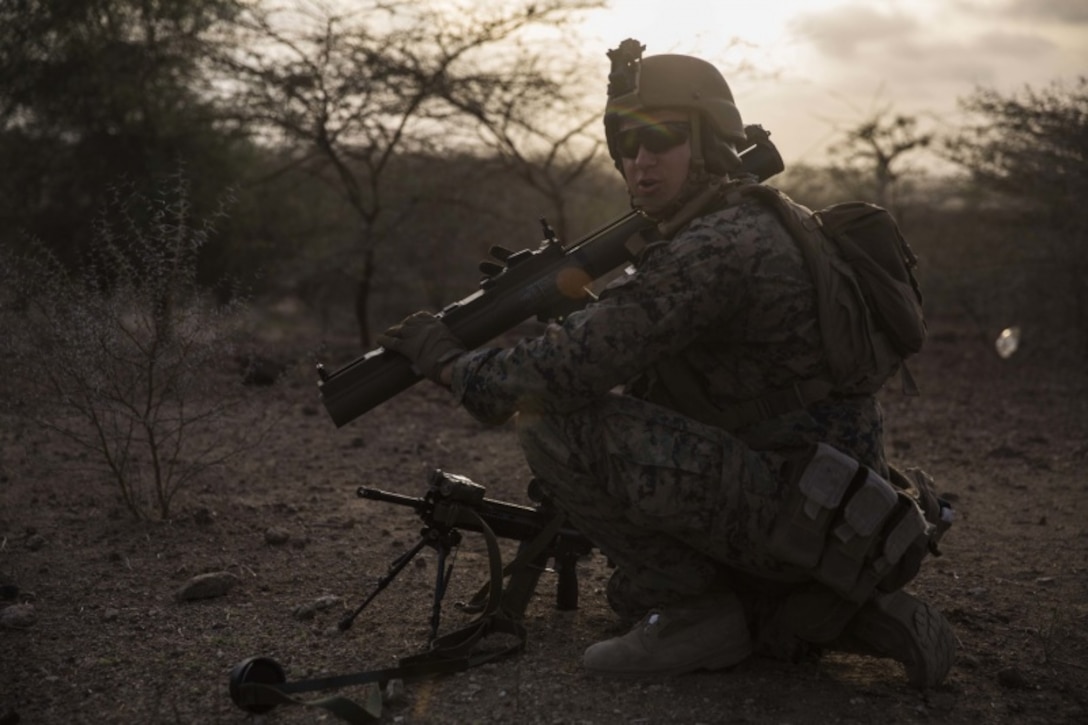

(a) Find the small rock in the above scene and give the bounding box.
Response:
[925,691,957,710]
[383,679,406,705]
[265,527,290,546]
[1,603,37,629]
[997,666,1029,690]
[103,608,120,622]
[0,572,17,601]
[25,534,45,552]
[174,571,240,602]
[958,653,981,669]
[293,595,341,621]
[989,444,1022,459]
[238,353,284,386]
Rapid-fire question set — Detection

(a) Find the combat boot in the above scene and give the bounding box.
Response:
[831,589,955,689]
[582,592,752,677]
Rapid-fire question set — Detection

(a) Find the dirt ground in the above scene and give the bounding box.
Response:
[2,317,1087,725]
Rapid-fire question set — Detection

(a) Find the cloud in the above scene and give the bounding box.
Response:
[972,31,1056,57]
[786,2,1059,91]
[788,5,920,61]
[1004,0,1088,24]
[880,34,1056,92]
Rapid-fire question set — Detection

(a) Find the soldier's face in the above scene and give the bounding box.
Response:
[619,109,692,216]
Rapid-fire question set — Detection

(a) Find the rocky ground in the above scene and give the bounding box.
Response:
[1,318,1086,724]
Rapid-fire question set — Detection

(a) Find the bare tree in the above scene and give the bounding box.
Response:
[944,77,1088,360]
[945,78,1088,222]
[447,64,604,242]
[827,108,933,213]
[218,0,601,347]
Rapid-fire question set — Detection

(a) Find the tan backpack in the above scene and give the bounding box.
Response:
[649,183,927,431]
[739,184,925,397]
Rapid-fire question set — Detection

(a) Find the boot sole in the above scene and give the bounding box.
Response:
[583,641,753,679]
[844,590,955,689]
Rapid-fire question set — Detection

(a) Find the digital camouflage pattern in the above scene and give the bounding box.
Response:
[450,194,887,612]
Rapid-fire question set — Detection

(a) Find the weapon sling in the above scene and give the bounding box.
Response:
[229,508,569,723]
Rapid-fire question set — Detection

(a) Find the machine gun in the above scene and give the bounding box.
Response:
[348,469,594,631]
[316,125,784,427]
[229,470,594,719]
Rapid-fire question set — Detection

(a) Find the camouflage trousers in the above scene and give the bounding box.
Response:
[516,393,807,617]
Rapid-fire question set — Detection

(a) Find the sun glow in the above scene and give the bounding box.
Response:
[578,0,850,73]
[576,0,854,161]
[576,0,1088,166]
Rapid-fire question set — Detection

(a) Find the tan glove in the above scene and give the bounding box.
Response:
[377,311,466,384]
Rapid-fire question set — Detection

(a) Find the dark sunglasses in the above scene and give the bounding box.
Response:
[616,121,691,159]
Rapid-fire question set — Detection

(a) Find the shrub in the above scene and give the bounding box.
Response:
[0,175,265,519]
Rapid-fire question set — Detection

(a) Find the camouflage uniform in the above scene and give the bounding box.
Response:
[450,194,886,615]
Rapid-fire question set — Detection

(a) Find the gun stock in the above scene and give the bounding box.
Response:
[318,125,784,427]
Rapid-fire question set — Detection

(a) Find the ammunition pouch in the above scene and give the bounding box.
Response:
[769,443,952,604]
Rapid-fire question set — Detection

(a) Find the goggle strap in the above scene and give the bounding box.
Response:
[689,113,706,174]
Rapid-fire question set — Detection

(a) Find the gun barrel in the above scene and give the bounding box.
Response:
[357,487,428,511]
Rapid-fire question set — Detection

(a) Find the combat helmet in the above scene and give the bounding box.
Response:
[605,39,745,176]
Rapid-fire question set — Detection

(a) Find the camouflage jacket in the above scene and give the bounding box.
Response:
[450,193,885,470]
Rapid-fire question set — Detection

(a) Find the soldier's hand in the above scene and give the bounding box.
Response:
[377,312,466,385]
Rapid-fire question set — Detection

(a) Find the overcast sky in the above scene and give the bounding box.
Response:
[576,0,1088,166]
